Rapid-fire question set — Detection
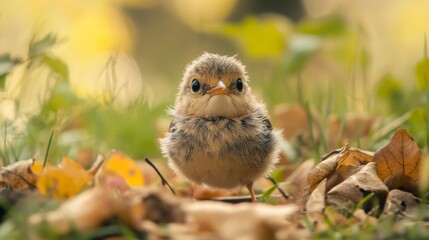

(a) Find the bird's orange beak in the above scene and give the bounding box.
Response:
[207,80,229,96]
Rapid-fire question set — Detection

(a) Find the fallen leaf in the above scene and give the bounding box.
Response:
[100,152,145,188]
[0,159,38,190]
[383,189,419,218]
[285,159,315,206]
[306,178,327,233]
[374,128,421,187]
[29,187,120,234]
[36,157,91,198]
[308,147,345,192]
[306,178,326,214]
[384,173,419,196]
[327,162,389,212]
[31,161,45,175]
[123,187,185,224]
[337,146,374,179]
[184,201,297,240]
[192,184,241,199]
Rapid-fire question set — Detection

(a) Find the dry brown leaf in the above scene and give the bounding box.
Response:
[29,187,171,235]
[306,178,326,214]
[184,201,298,240]
[383,189,419,217]
[308,147,345,193]
[192,186,241,199]
[306,178,326,233]
[29,187,120,234]
[123,187,186,224]
[337,146,374,179]
[327,162,388,211]
[384,173,419,196]
[0,159,38,190]
[374,128,422,183]
[284,159,315,206]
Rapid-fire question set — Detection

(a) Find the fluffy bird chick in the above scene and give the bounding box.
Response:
[160,53,282,201]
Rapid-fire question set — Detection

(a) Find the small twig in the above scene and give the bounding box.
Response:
[267,176,289,200]
[3,169,37,190]
[88,153,105,176]
[144,157,176,195]
[43,130,55,169]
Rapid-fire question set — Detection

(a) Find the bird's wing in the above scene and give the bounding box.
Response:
[262,117,273,130]
[168,121,176,133]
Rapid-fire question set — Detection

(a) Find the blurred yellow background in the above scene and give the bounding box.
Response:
[2,0,428,109]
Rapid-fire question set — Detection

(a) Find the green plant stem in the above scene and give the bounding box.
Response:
[305,102,320,161]
[3,122,8,165]
[43,130,54,169]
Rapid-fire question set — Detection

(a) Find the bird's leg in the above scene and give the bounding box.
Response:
[246,182,257,202]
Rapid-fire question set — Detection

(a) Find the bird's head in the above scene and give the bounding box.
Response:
[175,53,256,118]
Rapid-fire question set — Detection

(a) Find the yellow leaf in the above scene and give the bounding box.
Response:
[31,161,44,175]
[103,152,144,187]
[37,157,91,198]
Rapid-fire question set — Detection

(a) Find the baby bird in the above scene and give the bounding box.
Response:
[160,53,282,201]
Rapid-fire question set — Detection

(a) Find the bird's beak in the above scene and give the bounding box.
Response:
[207,80,229,96]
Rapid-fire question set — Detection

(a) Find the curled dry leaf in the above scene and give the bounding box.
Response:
[383,189,419,218]
[308,146,346,193]
[374,128,422,184]
[327,162,389,211]
[36,157,91,198]
[184,201,298,240]
[29,187,121,235]
[306,178,326,233]
[29,187,173,235]
[0,159,38,190]
[337,146,374,179]
[306,178,326,214]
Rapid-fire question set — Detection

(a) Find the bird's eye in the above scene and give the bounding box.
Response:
[236,79,243,92]
[191,79,201,93]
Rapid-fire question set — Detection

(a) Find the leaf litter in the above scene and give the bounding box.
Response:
[0,128,428,239]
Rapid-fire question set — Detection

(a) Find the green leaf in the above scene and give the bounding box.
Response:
[0,54,22,89]
[415,58,429,91]
[29,33,56,58]
[257,185,277,202]
[0,74,6,89]
[42,55,69,81]
[296,16,346,36]
[220,16,288,58]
